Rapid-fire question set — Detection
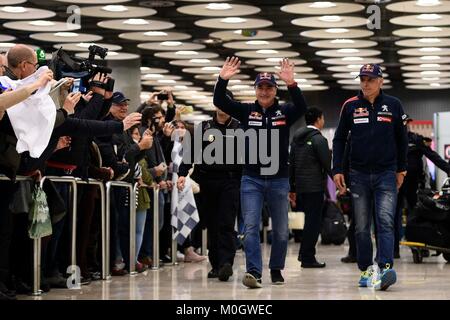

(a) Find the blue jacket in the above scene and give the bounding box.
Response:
[213,76,307,178]
[332,90,408,175]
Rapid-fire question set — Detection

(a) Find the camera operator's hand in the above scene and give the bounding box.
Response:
[138,129,153,150]
[82,91,94,102]
[90,73,108,96]
[162,122,175,137]
[63,92,82,114]
[31,70,53,91]
[122,112,142,131]
[104,79,114,100]
[61,78,74,93]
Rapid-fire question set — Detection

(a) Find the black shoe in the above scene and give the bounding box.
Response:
[0,282,16,300]
[270,270,284,285]
[302,261,326,268]
[13,279,31,294]
[46,274,68,288]
[40,278,51,293]
[90,271,102,281]
[341,255,357,263]
[218,263,233,282]
[208,269,218,279]
[80,276,91,286]
[0,290,16,300]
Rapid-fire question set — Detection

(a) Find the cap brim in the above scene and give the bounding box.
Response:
[356,73,382,79]
[113,98,130,104]
[255,80,277,87]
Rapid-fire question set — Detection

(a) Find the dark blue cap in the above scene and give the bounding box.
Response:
[357,63,383,78]
[112,91,130,104]
[254,72,278,87]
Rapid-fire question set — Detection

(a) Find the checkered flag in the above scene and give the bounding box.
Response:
[171,135,200,245]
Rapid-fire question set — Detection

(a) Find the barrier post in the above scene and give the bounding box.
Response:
[202,229,208,256]
[151,186,160,270]
[74,179,107,280]
[105,181,135,275]
[129,183,138,276]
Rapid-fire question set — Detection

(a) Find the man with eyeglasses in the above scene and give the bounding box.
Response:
[3,45,40,80]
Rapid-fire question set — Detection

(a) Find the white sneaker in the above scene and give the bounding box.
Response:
[176,252,185,262]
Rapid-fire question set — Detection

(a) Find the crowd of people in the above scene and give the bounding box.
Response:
[1,45,449,300]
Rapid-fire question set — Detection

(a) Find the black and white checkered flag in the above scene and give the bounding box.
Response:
[171,135,199,245]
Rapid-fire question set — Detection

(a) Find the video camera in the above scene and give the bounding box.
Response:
[49,45,114,93]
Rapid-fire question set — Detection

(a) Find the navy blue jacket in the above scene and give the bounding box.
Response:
[213,76,307,178]
[332,90,408,175]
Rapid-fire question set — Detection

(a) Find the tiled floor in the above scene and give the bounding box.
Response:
[23,242,450,300]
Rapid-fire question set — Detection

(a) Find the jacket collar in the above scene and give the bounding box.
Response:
[255,98,279,113]
[213,114,233,127]
[357,89,384,106]
[4,66,19,81]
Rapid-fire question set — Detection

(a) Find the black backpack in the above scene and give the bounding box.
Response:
[321,200,347,245]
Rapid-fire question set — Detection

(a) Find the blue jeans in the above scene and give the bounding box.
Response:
[135,209,147,263]
[349,169,397,271]
[241,175,290,276]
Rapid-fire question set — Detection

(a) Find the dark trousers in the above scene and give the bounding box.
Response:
[0,181,15,284]
[394,173,419,253]
[298,192,325,263]
[199,177,239,270]
[77,185,99,277]
[347,217,357,257]
[114,188,130,270]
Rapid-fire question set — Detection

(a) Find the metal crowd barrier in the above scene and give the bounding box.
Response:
[171,229,178,266]
[151,186,160,270]
[74,178,107,280]
[202,229,208,256]
[105,181,137,276]
[37,176,78,296]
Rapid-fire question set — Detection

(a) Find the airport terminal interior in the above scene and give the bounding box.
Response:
[1,0,450,301]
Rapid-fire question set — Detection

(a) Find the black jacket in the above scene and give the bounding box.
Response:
[213,76,308,178]
[289,127,332,193]
[20,117,124,174]
[179,116,242,179]
[95,114,144,182]
[407,131,450,178]
[48,94,112,177]
[333,90,408,175]
[141,127,166,183]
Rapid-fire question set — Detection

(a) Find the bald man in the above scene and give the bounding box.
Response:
[4,44,39,80]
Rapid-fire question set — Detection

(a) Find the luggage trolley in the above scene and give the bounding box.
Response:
[401,178,450,263]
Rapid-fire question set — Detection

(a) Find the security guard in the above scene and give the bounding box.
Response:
[177,94,242,282]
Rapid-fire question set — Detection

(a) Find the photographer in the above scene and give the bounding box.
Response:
[137,90,177,123]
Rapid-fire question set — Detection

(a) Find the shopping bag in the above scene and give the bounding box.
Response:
[28,185,52,239]
[288,211,305,230]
